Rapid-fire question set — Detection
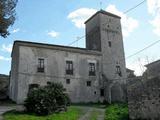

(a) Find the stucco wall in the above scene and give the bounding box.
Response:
[9,44,19,102]
[15,45,102,104]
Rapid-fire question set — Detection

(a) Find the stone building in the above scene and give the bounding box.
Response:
[144,59,160,79]
[126,68,135,78]
[9,10,127,104]
[127,59,160,119]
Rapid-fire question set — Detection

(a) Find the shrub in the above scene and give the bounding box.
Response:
[105,103,129,120]
[24,82,70,115]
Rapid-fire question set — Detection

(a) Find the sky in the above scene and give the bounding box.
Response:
[0,0,160,76]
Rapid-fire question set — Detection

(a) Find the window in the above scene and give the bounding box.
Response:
[116,65,122,77]
[86,81,91,87]
[100,89,104,97]
[37,58,45,73]
[89,63,96,76]
[66,79,70,84]
[66,60,73,75]
[108,41,111,47]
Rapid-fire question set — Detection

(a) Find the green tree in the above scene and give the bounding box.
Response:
[0,0,18,38]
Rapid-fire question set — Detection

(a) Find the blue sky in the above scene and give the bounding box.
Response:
[0,0,160,75]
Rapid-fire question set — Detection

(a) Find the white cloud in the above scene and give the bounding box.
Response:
[67,6,138,37]
[47,30,59,38]
[0,56,11,61]
[147,0,160,36]
[67,8,97,28]
[126,58,147,76]
[2,44,13,53]
[12,28,20,33]
[106,5,139,37]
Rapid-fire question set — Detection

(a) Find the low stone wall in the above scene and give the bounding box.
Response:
[127,76,160,120]
[0,74,9,100]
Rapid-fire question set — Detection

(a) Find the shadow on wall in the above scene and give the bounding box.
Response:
[111,83,126,103]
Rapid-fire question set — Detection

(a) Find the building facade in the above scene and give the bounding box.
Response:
[9,10,127,104]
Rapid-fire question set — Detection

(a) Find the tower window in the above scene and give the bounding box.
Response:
[89,63,96,76]
[108,41,111,47]
[86,81,91,87]
[66,79,70,84]
[116,65,122,77]
[100,89,104,97]
[37,58,45,73]
[66,60,73,75]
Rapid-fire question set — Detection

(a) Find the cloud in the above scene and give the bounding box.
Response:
[47,30,59,38]
[106,5,139,37]
[12,28,20,33]
[67,8,97,28]
[67,6,138,37]
[0,56,11,61]
[147,0,160,36]
[2,44,13,53]
[126,58,147,76]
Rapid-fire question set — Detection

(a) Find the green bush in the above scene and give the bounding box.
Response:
[24,82,70,115]
[105,103,129,120]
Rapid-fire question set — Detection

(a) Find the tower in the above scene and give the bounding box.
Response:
[85,10,127,102]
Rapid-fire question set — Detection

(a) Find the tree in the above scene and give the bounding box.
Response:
[0,0,18,38]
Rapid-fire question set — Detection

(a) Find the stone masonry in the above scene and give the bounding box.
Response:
[127,75,160,120]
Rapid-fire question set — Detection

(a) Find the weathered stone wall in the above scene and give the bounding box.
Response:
[0,74,9,99]
[127,76,160,120]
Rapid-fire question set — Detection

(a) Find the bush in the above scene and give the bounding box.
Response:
[24,82,70,115]
[105,103,129,120]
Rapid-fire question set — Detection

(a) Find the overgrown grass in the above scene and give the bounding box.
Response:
[88,109,102,120]
[3,106,83,120]
[105,103,129,120]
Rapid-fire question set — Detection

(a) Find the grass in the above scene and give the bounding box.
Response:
[71,102,107,109]
[88,109,102,120]
[105,103,129,120]
[3,106,83,120]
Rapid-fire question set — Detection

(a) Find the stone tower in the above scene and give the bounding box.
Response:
[85,10,127,102]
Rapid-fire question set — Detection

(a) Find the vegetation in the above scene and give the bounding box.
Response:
[24,82,70,115]
[3,106,82,120]
[0,0,18,38]
[88,109,101,120]
[105,103,129,120]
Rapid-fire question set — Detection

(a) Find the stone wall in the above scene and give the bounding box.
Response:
[127,76,160,120]
[0,74,9,99]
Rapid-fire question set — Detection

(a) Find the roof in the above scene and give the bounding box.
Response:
[85,9,121,24]
[126,68,134,72]
[145,59,160,67]
[0,74,9,78]
[12,40,102,56]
